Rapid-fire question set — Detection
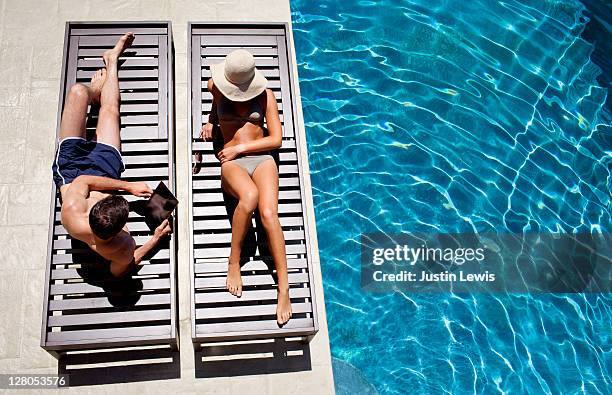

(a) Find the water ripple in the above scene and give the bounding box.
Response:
[291,0,611,393]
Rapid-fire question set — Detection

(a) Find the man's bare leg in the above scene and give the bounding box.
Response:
[95,33,134,277]
[95,32,135,150]
[59,69,106,140]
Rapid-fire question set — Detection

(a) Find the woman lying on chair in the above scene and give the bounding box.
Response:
[193,49,292,326]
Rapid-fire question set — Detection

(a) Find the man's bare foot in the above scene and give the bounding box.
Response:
[277,289,292,326]
[103,32,135,65]
[226,257,242,297]
[90,69,107,103]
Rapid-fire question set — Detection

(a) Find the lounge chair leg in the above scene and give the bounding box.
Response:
[170,339,179,352]
[300,335,314,344]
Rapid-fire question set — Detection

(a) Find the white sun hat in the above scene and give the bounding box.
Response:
[210,49,268,102]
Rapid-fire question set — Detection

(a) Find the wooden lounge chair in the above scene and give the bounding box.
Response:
[188,23,319,344]
[40,22,178,355]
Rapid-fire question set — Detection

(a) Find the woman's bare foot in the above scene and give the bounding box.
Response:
[89,69,107,103]
[277,289,292,326]
[226,257,242,297]
[103,32,135,65]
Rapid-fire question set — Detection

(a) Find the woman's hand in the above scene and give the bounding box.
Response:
[127,182,153,198]
[200,123,214,141]
[218,144,244,164]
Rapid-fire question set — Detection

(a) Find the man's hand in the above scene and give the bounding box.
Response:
[127,182,153,198]
[218,144,244,164]
[154,219,172,239]
[134,218,172,264]
[200,122,214,141]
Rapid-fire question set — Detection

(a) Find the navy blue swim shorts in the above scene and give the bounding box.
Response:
[52,137,125,188]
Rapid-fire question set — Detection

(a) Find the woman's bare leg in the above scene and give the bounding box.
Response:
[221,162,259,297]
[252,159,292,325]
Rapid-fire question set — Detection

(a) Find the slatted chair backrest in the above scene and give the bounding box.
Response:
[188,23,319,342]
[41,22,177,352]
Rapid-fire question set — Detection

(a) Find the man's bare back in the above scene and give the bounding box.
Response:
[60,175,168,277]
[60,185,135,272]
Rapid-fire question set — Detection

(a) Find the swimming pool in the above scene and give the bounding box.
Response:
[289,0,611,393]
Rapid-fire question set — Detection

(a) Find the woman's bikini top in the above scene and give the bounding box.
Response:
[216,96,264,123]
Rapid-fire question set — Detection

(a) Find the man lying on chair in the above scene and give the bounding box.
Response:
[52,33,171,277]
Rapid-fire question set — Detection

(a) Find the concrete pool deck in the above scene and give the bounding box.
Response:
[0,0,334,393]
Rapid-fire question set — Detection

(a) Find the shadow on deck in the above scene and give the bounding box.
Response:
[58,345,180,386]
[194,337,312,378]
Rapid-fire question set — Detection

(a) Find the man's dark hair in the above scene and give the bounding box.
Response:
[89,195,129,240]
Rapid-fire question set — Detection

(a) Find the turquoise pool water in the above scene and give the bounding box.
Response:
[290,0,611,393]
